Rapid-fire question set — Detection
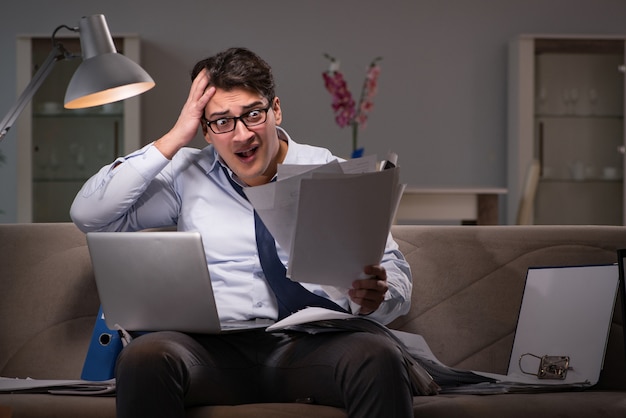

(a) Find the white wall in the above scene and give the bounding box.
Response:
[1,0,625,222]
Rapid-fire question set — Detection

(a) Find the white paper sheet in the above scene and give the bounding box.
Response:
[287,167,401,287]
[244,155,384,259]
[245,155,403,288]
[276,154,378,180]
[244,161,345,253]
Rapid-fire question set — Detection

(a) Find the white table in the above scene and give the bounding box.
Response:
[394,187,508,225]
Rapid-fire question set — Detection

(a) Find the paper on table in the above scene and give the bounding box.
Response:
[287,167,401,288]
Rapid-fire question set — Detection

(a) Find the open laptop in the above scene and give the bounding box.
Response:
[86,231,274,334]
[494,263,619,386]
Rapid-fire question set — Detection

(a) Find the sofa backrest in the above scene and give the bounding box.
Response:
[389,224,626,389]
[0,223,99,379]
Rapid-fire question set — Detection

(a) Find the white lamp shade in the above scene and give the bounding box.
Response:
[63,14,155,109]
[64,52,155,109]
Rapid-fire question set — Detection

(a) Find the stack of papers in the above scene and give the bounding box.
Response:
[244,153,405,288]
[267,307,441,395]
[267,307,593,395]
[0,377,115,395]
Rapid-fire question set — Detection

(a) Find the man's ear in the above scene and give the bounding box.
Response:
[201,120,212,144]
[272,97,283,125]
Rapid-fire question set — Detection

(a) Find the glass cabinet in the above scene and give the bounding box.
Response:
[15,34,143,222]
[507,35,626,225]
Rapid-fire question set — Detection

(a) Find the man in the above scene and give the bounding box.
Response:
[71,47,414,418]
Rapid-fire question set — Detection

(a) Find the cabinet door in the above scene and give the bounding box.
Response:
[508,36,626,225]
[535,48,624,224]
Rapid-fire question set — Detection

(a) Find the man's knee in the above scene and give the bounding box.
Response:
[116,331,193,379]
[333,332,413,417]
[337,332,406,379]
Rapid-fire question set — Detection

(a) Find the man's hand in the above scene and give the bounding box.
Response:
[155,69,216,159]
[348,265,388,315]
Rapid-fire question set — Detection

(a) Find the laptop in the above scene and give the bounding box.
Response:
[86,231,274,334]
[502,263,619,386]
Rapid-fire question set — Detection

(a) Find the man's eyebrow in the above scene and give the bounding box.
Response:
[207,100,267,119]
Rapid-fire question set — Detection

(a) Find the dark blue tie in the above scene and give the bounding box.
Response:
[222,166,348,319]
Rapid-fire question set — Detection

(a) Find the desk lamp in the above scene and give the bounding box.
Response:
[0,14,155,142]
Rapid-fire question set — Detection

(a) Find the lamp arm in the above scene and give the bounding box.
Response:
[0,42,74,142]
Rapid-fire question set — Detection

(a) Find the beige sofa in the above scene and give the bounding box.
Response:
[1,222,626,417]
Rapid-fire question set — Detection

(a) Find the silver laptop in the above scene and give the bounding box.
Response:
[505,263,619,385]
[86,231,274,334]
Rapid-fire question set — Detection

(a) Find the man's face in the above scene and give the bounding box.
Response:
[202,87,285,186]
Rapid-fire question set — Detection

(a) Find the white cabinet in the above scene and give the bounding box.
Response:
[507,35,626,225]
[15,34,143,222]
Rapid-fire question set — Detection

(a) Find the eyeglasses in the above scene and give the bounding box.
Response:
[205,104,272,134]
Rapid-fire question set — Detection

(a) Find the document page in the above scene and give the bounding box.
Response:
[244,160,345,253]
[287,167,401,288]
[245,155,403,289]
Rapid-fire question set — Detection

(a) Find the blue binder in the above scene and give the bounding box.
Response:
[81,306,123,381]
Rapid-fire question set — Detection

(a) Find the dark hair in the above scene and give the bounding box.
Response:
[191,47,275,102]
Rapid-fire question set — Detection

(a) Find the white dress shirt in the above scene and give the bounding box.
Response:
[71,127,412,324]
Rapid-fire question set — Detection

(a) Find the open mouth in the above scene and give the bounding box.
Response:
[235,145,259,160]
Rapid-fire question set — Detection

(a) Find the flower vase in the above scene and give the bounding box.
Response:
[351,148,364,158]
[350,122,364,158]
